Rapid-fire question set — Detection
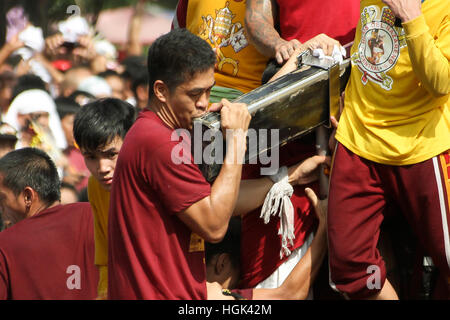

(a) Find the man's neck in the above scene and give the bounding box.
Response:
[147,98,180,130]
[26,201,59,219]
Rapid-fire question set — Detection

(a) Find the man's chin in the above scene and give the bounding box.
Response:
[192,114,205,121]
[100,181,113,191]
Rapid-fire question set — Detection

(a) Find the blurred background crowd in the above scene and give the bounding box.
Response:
[0,0,175,216]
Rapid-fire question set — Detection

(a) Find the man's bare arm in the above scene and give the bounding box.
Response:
[252,189,328,300]
[127,0,145,56]
[234,155,329,217]
[245,0,301,64]
[178,101,251,244]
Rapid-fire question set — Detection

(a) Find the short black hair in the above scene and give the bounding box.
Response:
[11,74,48,101]
[60,181,79,200]
[205,217,241,269]
[55,97,81,120]
[68,90,96,106]
[121,55,147,81]
[131,68,149,99]
[147,29,216,98]
[0,71,17,91]
[98,70,122,80]
[73,98,137,153]
[0,148,61,205]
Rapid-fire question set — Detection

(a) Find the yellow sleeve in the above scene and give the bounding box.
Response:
[87,178,109,267]
[96,265,108,300]
[87,177,110,298]
[403,14,450,97]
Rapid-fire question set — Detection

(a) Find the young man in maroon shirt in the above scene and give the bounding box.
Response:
[0,148,98,300]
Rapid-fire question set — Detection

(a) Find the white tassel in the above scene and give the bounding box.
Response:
[260,167,295,259]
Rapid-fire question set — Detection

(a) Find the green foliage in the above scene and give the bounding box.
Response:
[47,0,79,23]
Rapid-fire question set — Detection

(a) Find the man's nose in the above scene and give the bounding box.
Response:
[98,158,111,174]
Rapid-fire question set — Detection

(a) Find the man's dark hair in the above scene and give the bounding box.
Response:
[55,97,81,120]
[11,74,48,101]
[98,70,122,80]
[0,148,61,205]
[0,71,17,91]
[60,181,79,200]
[121,55,146,81]
[205,217,241,270]
[73,98,137,153]
[132,68,149,99]
[147,28,216,98]
[68,90,96,106]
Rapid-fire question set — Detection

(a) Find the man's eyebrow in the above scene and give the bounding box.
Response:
[100,147,119,154]
[188,81,216,94]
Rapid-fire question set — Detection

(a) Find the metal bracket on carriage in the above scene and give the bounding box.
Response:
[296,50,339,71]
[297,50,344,128]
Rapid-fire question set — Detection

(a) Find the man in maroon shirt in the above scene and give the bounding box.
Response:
[0,148,98,300]
[108,28,328,300]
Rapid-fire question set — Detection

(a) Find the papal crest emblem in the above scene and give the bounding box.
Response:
[198,2,248,76]
[352,6,407,90]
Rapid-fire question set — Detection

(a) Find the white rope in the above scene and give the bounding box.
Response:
[260,166,295,259]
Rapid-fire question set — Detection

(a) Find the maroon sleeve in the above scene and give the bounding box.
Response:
[172,0,188,29]
[0,250,8,300]
[147,140,211,214]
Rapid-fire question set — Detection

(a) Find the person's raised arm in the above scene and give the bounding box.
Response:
[383,0,450,97]
[252,188,328,300]
[245,0,301,64]
[127,0,146,57]
[235,155,329,217]
[0,34,24,68]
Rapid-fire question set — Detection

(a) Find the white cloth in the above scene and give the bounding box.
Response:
[94,39,117,60]
[58,16,90,43]
[28,59,52,84]
[260,166,296,259]
[78,76,112,98]
[255,232,315,299]
[312,45,346,65]
[18,25,45,53]
[126,97,137,107]
[12,25,52,83]
[5,89,67,150]
[14,25,45,61]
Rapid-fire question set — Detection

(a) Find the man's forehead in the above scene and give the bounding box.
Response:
[81,137,124,154]
[179,68,216,90]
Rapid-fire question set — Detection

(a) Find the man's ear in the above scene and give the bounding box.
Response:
[22,187,36,211]
[153,80,169,104]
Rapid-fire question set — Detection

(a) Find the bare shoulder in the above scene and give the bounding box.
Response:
[206,282,235,300]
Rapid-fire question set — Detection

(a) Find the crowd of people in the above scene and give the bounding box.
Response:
[0,0,448,301]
